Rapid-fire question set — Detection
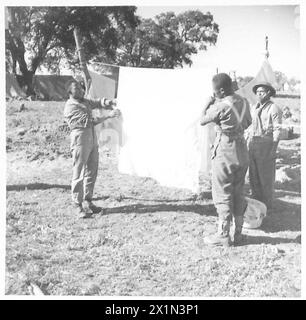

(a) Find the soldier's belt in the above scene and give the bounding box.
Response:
[250,135,273,142]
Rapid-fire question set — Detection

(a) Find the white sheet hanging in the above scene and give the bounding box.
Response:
[116,67,216,192]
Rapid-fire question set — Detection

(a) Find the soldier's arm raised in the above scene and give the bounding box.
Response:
[200,96,218,126]
[85,97,116,110]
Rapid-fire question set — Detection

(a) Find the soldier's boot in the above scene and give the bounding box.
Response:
[233,215,245,246]
[81,201,94,218]
[203,219,230,247]
[72,202,92,219]
[83,200,102,214]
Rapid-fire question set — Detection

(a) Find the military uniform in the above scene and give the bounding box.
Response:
[64,97,109,206]
[201,93,252,243]
[248,100,282,209]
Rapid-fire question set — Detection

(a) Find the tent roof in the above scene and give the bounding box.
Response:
[237,59,277,105]
[33,75,74,101]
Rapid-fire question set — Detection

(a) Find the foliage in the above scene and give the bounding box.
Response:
[5,6,139,94]
[108,10,219,68]
[6,7,219,94]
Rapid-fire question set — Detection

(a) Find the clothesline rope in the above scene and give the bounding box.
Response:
[88,61,120,68]
[88,61,209,70]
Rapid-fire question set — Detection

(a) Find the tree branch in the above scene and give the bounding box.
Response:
[6,31,29,75]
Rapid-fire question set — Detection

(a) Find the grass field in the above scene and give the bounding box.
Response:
[6,99,301,297]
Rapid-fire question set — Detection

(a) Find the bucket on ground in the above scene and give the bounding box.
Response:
[243,197,267,229]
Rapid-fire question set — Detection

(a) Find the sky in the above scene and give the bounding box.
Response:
[137,5,300,79]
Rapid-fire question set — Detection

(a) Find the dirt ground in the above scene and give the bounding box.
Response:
[6,99,301,297]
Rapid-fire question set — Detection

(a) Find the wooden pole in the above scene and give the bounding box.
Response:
[73,27,91,94]
[265,35,270,59]
[5,7,9,30]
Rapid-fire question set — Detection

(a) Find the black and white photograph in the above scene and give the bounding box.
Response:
[2,0,304,300]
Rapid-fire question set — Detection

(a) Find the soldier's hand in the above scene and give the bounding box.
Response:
[111,99,117,107]
[92,117,103,125]
[109,109,121,118]
[270,142,278,159]
[106,99,117,108]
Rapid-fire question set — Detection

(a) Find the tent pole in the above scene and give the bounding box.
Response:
[73,27,91,94]
[265,35,270,59]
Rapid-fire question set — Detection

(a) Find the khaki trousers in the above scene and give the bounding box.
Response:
[249,137,276,209]
[211,135,249,229]
[70,127,99,205]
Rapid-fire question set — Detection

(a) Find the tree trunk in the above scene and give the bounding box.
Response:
[6,8,50,97]
[21,70,35,96]
[6,32,35,95]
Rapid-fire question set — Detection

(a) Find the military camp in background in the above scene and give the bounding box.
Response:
[5,71,119,102]
[237,59,277,105]
[6,74,75,101]
[33,75,74,101]
[5,58,298,153]
[6,59,298,102]
[6,69,121,155]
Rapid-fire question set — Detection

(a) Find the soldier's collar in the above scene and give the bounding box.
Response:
[259,99,272,108]
[256,99,273,109]
[217,95,230,104]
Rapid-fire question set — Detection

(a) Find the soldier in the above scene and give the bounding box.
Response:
[200,73,252,246]
[64,80,120,218]
[248,82,282,211]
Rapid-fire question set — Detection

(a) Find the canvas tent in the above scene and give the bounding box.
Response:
[237,58,277,105]
[33,75,74,101]
[6,73,26,99]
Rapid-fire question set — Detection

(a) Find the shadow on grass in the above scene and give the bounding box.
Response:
[94,195,199,202]
[239,234,301,246]
[260,198,301,233]
[93,190,213,202]
[275,181,301,193]
[290,133,300,139]
[276,145,301,167]
[103,203,216,216]
[6,183,70,191]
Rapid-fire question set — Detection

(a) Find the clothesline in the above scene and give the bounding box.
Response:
[89,61,120,68]
[88,61,219,72]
